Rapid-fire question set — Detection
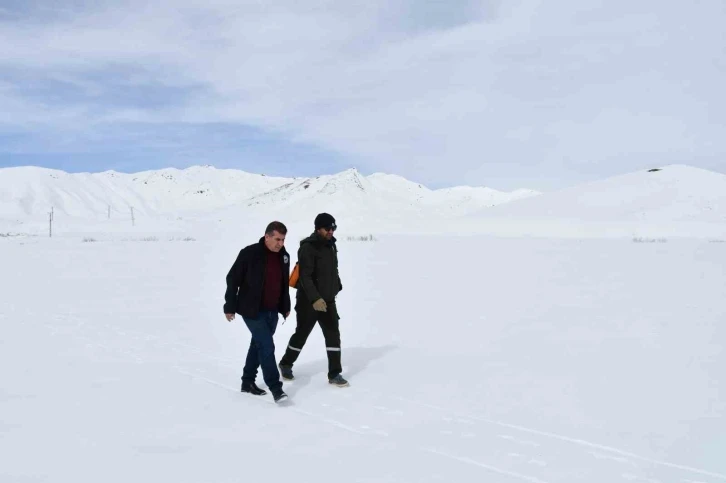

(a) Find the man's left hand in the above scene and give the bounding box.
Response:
[284,311,290,319]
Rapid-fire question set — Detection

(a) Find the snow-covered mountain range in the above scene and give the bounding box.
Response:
[0,165,538,220]
[1,163,725,238]
[474,164,726,224]
[443,164,726,239]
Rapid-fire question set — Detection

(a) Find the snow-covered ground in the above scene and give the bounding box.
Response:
[1,230,724,482]
[2,163,725,482]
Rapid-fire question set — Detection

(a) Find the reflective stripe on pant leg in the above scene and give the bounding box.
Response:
[279,305,317,366]
[318,306,342,376]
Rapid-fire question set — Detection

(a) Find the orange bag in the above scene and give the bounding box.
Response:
[289,262,299,288]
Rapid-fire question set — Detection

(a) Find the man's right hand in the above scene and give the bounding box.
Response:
[225,313,235,321]
[312,299,327,312]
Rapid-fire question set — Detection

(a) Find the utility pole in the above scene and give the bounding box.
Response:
[49,211,52,237]
[51,206,54,222]
[130,207,135,226]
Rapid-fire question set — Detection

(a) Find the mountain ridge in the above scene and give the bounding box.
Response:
[0,164,539,219]
[472,164,726,223]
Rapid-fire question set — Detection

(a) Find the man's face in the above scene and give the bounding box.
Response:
[317,223,336,240]
[264,231,285,252]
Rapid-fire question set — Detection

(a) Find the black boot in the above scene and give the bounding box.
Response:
[241,381,267,396]
[273,389,289,403]
[328,374,349,388]
[278,363,295,381]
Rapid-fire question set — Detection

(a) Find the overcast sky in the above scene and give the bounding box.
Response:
[1,0,724,190]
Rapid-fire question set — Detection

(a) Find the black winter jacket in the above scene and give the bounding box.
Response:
[224,238,292,319]
[295,232,342,303]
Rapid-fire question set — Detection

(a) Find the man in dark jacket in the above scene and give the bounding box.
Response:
[224,221,291,403]
[279,213,349,387]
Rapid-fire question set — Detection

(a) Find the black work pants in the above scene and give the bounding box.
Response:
[280,299,342,379]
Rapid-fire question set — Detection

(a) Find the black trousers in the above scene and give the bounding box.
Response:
[280,299,342,379]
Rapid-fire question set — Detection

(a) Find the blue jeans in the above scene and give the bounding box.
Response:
[242,310,282,394]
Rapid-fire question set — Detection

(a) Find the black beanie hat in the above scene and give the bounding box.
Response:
[314,213,336,229]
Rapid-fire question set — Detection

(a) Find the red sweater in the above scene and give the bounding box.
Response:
[261,248,282,311]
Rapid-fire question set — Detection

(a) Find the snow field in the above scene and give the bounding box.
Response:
[1,234,724,482]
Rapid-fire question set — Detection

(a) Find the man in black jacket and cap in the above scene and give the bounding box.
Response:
[224,221,291,403]
[279,213,349,387]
